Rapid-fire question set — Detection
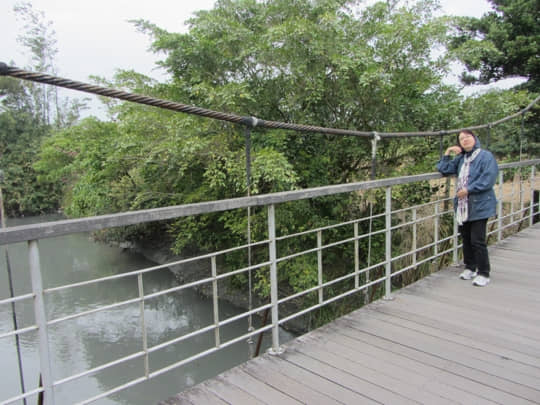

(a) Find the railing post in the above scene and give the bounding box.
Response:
[28,240,55,405]
[317,230,323,304]
[137,274,149,378]
[498,171,504,242]
[520,169,525,226]
[511,172,516,226]
[211,256,220,349]
[434,201,439,259]
[365,203,373,305]
[412,208,417,268]
[530,166,536,226]
[354,222,359,290]
[267,204,283,354]
[384,187,393,300]
[452,211,458,265]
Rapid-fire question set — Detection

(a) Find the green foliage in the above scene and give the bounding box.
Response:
[0,106,60,215]
[29,1,461,303]
[133,0,456,184]
[449,0,540,90]
[35,118,120,216]
[31,0,538,314]
[458,90,538,159]
[0,2,87,217]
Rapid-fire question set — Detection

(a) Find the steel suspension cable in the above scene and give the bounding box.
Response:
[2,63,539,139]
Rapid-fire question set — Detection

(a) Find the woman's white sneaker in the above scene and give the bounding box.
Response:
[459,269,477,280]
[472,275,490,287]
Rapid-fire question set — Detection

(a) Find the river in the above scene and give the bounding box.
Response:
[0,215,293,404]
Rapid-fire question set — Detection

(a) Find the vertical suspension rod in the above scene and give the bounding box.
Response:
[0,178,27,405]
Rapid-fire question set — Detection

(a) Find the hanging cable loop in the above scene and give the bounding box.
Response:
[438,131,446,158]
[370,132,381,180]
[519,113,525,162]
[243,122,255,356]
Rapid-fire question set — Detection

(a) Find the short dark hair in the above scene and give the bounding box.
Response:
[460,129,475,137]
[457,129,476,148]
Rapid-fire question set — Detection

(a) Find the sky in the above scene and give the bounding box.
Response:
[0,0,523,117]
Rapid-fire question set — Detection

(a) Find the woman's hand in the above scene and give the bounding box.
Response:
[457,188,468,199]
[445,146,462,156]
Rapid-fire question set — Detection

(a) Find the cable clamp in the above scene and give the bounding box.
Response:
[0,62,9,75]
[242,116,260,128]
[371,132,380,158]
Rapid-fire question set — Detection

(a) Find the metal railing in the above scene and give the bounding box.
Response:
[0,159,538,405]
[1,63,539,405]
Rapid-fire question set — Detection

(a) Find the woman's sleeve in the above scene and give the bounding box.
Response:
[436,155,460,176]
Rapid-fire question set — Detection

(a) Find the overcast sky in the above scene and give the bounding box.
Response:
[1,0,518,117]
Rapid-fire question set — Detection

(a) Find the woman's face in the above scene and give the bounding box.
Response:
[459,132,476,152]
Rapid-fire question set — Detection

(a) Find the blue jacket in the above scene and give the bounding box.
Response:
[436,137,498,222]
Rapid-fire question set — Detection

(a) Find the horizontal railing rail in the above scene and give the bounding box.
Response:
[0,159,537,245]
[0,159,538,405]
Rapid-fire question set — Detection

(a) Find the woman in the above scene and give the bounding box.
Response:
[437,130,498,287]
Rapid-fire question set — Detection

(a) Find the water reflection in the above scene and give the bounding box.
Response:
[0,216,293,405]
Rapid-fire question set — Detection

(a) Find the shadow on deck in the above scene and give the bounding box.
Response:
[162,224,540,405]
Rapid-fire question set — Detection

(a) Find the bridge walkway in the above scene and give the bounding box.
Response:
[162,224,540,404]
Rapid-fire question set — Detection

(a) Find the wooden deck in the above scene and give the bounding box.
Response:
[161,224,540,405]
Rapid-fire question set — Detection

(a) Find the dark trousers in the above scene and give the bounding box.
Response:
[459,219,490,277]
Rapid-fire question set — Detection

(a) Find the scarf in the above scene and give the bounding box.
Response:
[456,148,482,225]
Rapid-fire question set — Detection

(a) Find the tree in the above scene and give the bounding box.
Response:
[134,0,459,178]
[14,1,59,126]
[0,2,86,216]
[449,0,540,90]
[38,0,481,313]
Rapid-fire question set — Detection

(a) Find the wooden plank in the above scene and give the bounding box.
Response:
[402,274,540,323]
[338,315,540,403]
[378,292,540,358]
[333,318,535,405]
[162,386,228,405]
[498,241,540,251]
[331,318,534,405]
[488,255,540,274]
[222,368,302,405]
[360,307,540,382]
[204,376,267,404]
[322,328,499,405]
[241,356,348,405]
[492,253,540,264]
[369,303,540,368]
[294,333,458,404]
[426,272,540,304]
[395,280,540,338]
[358,294,540,350]
[282,348,419,404]
[403,274,540,321]
[345,310,540,388]
[493,245,540,255]
[492,247,540,259]
[394,290,540,345]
